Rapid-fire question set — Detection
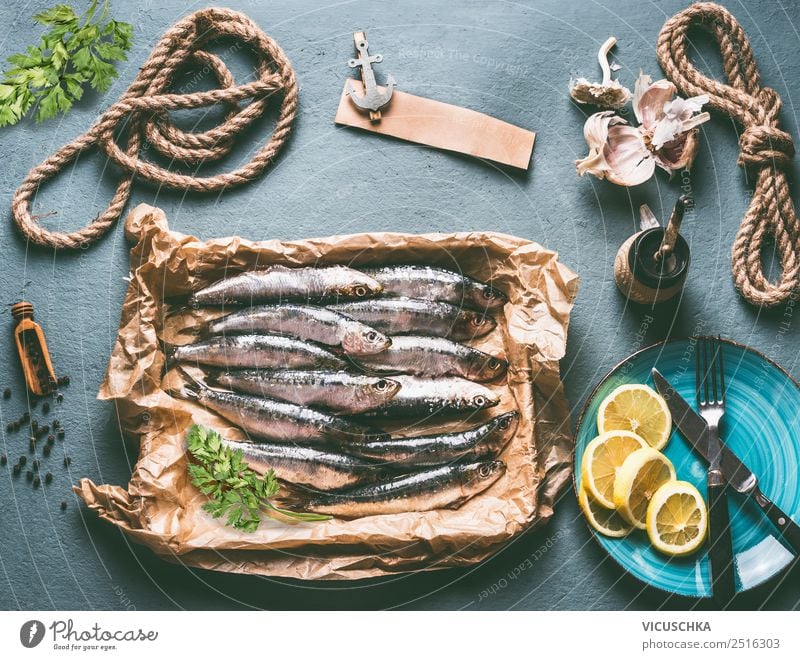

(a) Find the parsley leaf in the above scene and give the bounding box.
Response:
[0,0,133,126]
[186,424,331,532]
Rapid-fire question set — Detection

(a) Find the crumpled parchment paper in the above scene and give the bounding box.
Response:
[75,203,578,579]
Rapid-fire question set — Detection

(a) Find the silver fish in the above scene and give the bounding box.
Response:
[329,298,495,341]
[360,375,500,416]
[188,265,383,306]
[203,304,391,356]
[295,460,506,517]
[351,411,518,467]
[363,265,507,310]
[207,369,401,414]
[173,371,388,444]
[355,335,508,381]
[166,334,348,370]
[222,439,381,491]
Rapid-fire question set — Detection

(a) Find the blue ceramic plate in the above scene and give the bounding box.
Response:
[573,338,800,598]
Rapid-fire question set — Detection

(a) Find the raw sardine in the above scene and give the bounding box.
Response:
[363,265,506,310]
[355,335,507,381]
[173,370,388,444]
[207,369,401,414]
[351,411,518,466]
[360,375,500,416]
[166,334,348,370]
[203,304,391,356]
[188,265,382,306]
[222,439,380,491]
[330,298,495,341]
[295,460,506,517]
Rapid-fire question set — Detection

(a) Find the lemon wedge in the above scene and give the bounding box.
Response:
[613,447,676,529]
[581,431,648,509]
[578,485,634,538]
[646,480,708,556]
[597,384,672,450]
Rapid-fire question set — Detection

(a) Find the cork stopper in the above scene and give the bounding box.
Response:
[11,301,34,321]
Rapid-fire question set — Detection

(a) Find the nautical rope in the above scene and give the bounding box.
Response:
[12,7,297,249]
[658,2,799,307]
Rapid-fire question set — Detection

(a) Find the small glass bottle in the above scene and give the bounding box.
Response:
[614,196,691,305]
[11,301,58,396]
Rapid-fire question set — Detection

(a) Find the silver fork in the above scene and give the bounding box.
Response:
[696,335,736,605]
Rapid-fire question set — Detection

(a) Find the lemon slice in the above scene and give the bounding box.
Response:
[578,485,634,538]
[646,481,708,556]
[612,447,676,529]
[597,384,672,450]
[580,431,648,509]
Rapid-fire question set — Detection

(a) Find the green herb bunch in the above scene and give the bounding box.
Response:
[0,0,133,126]
[186,424,330,532]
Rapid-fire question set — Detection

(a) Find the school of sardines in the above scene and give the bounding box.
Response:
[169,264,516,518]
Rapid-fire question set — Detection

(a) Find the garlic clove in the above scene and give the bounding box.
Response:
[633,72,676,128]
[575,112,654,186]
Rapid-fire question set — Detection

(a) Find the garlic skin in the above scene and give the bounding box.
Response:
[575,72,710,186]
[569,37,631,110]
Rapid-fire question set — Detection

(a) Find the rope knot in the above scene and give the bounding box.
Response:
[738,125,795,168]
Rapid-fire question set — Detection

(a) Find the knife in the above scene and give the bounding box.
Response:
[652,368,800,556]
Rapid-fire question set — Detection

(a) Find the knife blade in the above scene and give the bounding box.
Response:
[652,367,800,556]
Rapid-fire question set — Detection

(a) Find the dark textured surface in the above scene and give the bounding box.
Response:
[1,0,799,611]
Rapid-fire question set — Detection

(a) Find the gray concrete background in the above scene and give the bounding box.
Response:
[1,0,799,610]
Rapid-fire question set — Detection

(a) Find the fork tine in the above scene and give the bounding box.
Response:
[695,335,702,403]
[698,335,710,404]
[710,336,719,404]
[717,335,726,403]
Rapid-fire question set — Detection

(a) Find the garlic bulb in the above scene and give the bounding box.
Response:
[569,37,631,110]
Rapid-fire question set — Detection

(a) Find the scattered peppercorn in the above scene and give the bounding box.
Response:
[57,429,65,439]
[43,445,51,457]
[31,421,38,433]
[63,456,71,467]
[21,412,30,423]
[45,472,52,484]
[42,402,50,414]
[12,464,21,476]
[32,459,40,471]
[3,387,10,399]
[13,421,20,432]
[28,439,36,452]
[26,470,33,482]
[33,476,40,488]
[60,501,67,511]
[19,455,26,467]
[58,375,71,386]
[56,393,63,403]
[47,435,54,446]
[5,423,12,433]
[0,453,6,466]
[52,420,60,429]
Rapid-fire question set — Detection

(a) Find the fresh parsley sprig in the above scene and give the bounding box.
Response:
[186,424,331,532]
[0,0,133,126]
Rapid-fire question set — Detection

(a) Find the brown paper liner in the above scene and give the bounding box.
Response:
[75,204,578,579]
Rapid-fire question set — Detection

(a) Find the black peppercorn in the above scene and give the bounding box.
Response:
[33,476,40,488]
[57,429,65,439]
[52,420,60,429]
[26,470,33,482]
[43,445,51,457]
[60,501,67,511]
[13,421,20,432]
[21,412,30,423]
[60,375,70,386]
[32,459,40,471]
[19,455,26,467]
[12,464,21,476]
[29,439,36,452]
[0,453,6,465]
[45,472,52,484]
[63,456,71,467]
[31,421,38,433]
[5,423,12,433]
[42,402,50,414]
[47,435,54,446]
[56,393,63,403]
[2,387,10,399]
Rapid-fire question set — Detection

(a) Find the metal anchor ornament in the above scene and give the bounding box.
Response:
[345,31,396,122]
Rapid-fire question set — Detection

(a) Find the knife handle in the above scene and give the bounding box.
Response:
[753,488,800,556]
[707,469,736,606]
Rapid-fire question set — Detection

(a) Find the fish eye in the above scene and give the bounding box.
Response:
[479,463,493,478]
[488,358,501,370]
[498,416,511,429]
[366,330,380,342]
[354,285,368,297]
[374,379,391,392]
[471,315,487,327]
[473,395,487,408]
[483,288,497,300]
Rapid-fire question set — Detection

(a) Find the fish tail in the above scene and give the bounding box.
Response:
[170,366,207,401]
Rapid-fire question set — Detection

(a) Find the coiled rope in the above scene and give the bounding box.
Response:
[12,7,297,249]
[658,2,799,308]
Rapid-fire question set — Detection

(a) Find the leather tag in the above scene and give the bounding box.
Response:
[335,79,535,170]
